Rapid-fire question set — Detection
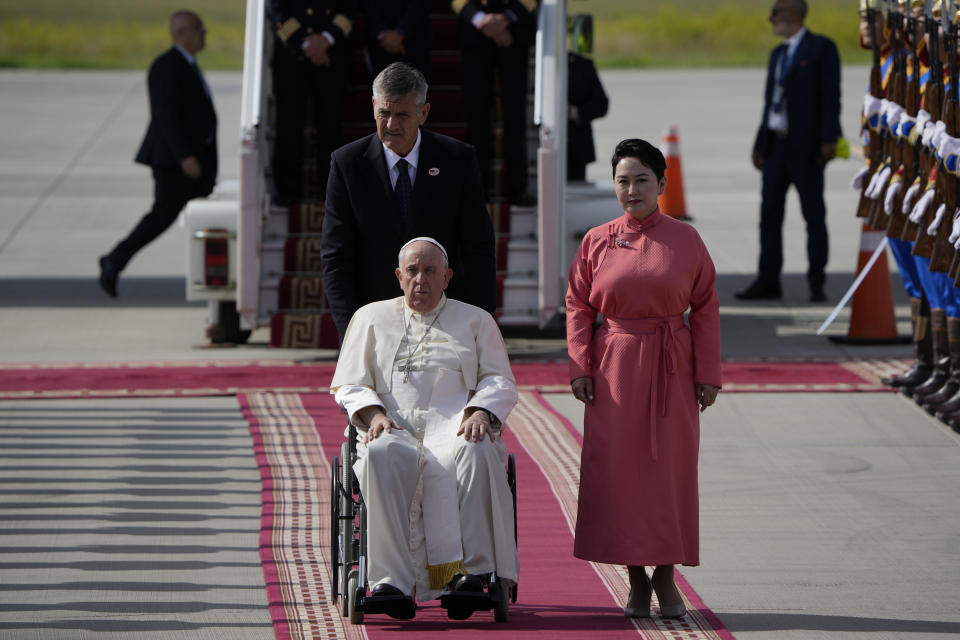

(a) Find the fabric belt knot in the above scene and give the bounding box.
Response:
[603,314,684,461]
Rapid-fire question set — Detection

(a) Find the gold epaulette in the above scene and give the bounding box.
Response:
[333,13,352,37]
[277,18,301,43]
[451,0,468,14]
[519,0,537,12]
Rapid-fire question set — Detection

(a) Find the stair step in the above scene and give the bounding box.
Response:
[506,239,538,273]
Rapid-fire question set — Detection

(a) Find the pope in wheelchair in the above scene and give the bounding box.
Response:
[331,237,519,621]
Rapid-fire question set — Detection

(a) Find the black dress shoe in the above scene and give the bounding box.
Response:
[371,583,403,597]
[453,574,484,592]
[368,583,416,620]
[98,256,118,298]
[734,280,781,300]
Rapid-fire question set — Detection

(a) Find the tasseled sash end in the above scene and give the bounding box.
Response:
[427,559,466,590]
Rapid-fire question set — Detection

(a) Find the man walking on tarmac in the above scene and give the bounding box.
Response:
[98,10,217,298]
[737,0,842,302]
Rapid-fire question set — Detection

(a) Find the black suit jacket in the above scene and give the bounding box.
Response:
[753,29,842,159]
[567,53,608,168]
[321,129,497,340]
[135,47,217,191]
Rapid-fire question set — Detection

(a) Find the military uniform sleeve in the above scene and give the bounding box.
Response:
[267,0,356,54]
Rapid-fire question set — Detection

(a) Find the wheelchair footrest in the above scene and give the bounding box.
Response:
[358,594,416,620]
[439,588,499,619]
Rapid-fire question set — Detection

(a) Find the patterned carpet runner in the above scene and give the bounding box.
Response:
[240,390,736,639]
[0,358,903,400]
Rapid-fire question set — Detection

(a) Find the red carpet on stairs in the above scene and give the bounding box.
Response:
[242,391,736,639]
[0,358,900,399]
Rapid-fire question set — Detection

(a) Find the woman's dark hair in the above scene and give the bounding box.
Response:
[611,138,666,181]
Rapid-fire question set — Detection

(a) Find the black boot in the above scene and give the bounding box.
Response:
[883,297,933,387]
[910,309,950,401]
[922,316,960,413]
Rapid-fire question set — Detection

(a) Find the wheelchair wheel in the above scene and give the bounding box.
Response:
[347,569,364,624]
[338,442,354,618]
[330,455,340,604]
[494,578,509,623]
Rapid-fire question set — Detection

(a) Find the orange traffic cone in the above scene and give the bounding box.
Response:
[657,126,691,220]
[829,222,905,344]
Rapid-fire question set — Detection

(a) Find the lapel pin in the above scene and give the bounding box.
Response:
[428,167,439,176]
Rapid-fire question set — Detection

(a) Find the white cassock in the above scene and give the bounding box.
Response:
[331,295,519,601]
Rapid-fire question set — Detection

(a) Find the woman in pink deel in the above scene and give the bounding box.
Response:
[566,138,722,619]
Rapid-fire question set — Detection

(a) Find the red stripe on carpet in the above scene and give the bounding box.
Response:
[0,359,902,399]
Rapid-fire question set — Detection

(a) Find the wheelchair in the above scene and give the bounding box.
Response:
[330,421,518,624]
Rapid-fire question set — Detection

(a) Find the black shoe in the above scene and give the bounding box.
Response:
[810,287,827,303]
[367,583,416,620]
[98,256,118,298]
[734,280,781,300]
[453,574,484,593]
[440,573,485,620]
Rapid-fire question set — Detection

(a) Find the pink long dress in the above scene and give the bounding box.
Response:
[566,210,721,566]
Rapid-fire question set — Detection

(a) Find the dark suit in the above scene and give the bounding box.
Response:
[361,0,431,79]
[107,46,217,272]
[267,0,354,201]
[452,0,537,202]
[321,129,496,340]
[567,52,608,182]
[752,29,841,290]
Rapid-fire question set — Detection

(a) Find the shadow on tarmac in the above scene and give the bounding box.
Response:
[718,611,960,634]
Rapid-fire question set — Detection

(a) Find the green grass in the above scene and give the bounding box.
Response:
[0,0,867,70]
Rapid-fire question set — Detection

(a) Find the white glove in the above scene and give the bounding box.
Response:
[921,120,937,149]
[887,106,905,134]
[863,94,883,129]
[931,121,947,152]
[868,165,892,199]
[902,179,922,213]
[851,165,871,190]
[927,203,947,235]
[909,187,936,223]
[940,135,960,175]
[910,110,931,145]
[864,169,882,199]
[884,178,903,215]
[898,113,917,139]
[948,208,960,244]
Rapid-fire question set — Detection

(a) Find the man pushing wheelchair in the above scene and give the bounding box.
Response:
[331,237,519,621]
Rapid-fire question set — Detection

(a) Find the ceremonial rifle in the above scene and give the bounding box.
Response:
[859,1,886,218]
[871,1,906,231]
[915,0,956,257]
[908,0,945,246]
[889,2,923,238]
[930,1,960,270]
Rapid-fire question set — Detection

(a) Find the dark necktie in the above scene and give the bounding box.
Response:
[395,158,413,226]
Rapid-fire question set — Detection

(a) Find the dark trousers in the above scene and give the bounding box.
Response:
[461,44,529,200]
[108,167,209,272]
[758,137,828,288]
[272,47,346,201]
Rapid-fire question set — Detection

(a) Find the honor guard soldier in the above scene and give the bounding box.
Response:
[451,0,538,205]
[267,0,355,203]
